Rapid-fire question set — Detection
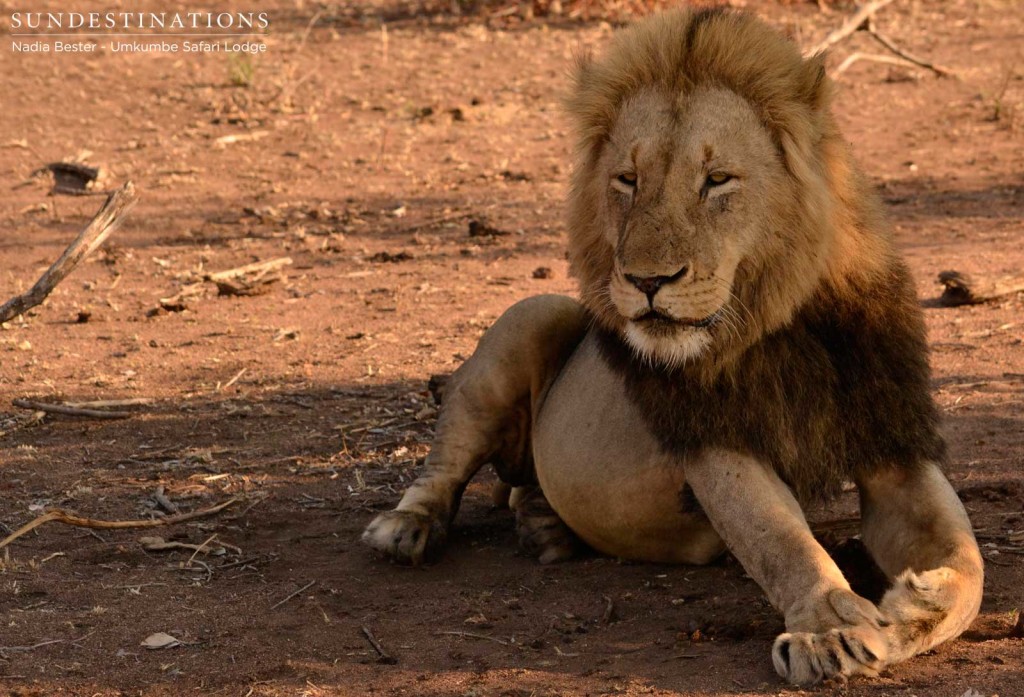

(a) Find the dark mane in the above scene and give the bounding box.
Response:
[596,262,944,503]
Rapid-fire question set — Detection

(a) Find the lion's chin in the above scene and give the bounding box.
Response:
[623,321,713,368]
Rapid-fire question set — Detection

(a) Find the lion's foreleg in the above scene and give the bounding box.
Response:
[362,295,588,564]
[859,462,984,664]
[686,449,887,685]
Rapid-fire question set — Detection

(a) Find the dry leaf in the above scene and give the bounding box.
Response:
[141,632,182,650]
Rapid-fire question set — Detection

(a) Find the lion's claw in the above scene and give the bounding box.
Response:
[362,510,446,565]
[773,625,888,685]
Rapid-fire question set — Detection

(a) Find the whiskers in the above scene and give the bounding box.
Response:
[710,276,752,344]
[579,281,616,330]
[576,273,754,368]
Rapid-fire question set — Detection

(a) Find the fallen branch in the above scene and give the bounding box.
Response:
[866,22,956,77]
[64,398,154,409]
[835,52,921,76]
[0,496,243,551]
[937,270,1024,307]
[362,626,398,664]
[0,181,138,324]
[12,398,133,419]
[805,0,894,56]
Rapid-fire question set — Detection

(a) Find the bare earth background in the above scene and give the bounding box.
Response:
[0,1,1022,695]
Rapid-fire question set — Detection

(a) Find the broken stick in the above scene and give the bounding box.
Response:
[866,22,956,77]
[270,580,317,610]
[0,181,138,324]
[362,626,398,664]
[432,630,510,646]
[12,399,134,419]
[806,0,953,79]
[805,0,895,56]
[937,270,1024,307]
[0,495,243,551]
[835,52,922,76]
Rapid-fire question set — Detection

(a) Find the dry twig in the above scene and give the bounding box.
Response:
[866,21,956,77]
[433,630,510,646]
[12,398,133,419]
[806,1,953,79]
[805,0,895,56]
[270,580,316,610]
[835,52,921,75]
[219,368,247,392]
[0,181,137,324]
[602,595,617,624]
[152,486,180,515]
[0,496,243,551]
[0,638,66,653]
[64,398,154,409]
[186,533,221,566]
[362,626,398,664]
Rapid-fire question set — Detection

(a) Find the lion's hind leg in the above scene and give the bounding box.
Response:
[362,295,589,564]
[512,486,579,564]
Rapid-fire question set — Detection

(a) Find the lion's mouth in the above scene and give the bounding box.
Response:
[632,309,720,331]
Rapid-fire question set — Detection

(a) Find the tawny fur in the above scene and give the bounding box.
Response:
[567,8,893,370]
[364,9,983,687]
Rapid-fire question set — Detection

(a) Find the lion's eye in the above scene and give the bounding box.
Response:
[616,173,637,188]
[706,172,733,187]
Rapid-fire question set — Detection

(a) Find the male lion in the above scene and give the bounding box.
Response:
[363,8,983,685]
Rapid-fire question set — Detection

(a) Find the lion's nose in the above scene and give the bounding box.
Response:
[625,265,690,299]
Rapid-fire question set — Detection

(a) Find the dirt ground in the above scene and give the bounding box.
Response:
[0,1,1022,695]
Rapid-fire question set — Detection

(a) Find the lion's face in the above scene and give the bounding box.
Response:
[598,86,787,366]
[565,10,858,372]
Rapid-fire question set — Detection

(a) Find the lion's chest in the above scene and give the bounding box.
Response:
[532,334,697,562]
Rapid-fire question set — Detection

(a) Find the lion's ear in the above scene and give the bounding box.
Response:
[800,52,831,112]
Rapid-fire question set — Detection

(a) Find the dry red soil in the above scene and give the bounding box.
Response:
[0,1,1021,695]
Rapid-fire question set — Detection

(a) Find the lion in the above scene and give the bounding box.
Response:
[363,8,983,685]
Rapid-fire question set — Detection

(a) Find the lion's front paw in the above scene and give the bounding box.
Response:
[362,510,447,565]
[773,624,888,685]
[787,587,885,635]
